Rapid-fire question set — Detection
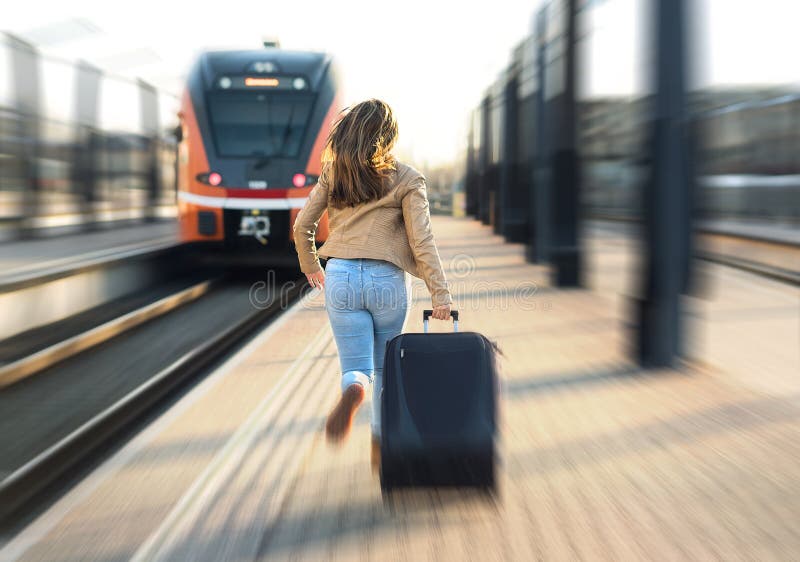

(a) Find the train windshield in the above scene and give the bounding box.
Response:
[207,91,315,158]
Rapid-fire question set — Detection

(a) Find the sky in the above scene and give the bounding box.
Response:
[5,0,800,167]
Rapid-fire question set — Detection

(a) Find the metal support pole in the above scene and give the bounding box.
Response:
[73,60,102,230]
[138,79,161,222]
[548,0,582,287]
[500,73,525,242]
[527,8,550,263]
[478,96,491,225]
[465,114,477,218]
[635,0,692,367]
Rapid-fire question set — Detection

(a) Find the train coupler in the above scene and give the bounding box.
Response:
[238,213,271,245]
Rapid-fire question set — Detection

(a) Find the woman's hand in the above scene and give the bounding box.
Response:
[431,303,451,321]
[306,269,325,290]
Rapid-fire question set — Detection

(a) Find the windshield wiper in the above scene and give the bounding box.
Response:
[278,103,296,157]
[252,152,271,170]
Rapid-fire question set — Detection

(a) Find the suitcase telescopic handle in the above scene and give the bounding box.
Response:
[422,309,459,333]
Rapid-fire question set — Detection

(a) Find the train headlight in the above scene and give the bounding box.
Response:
[219,76,232,89]
[196,172,223,186]
[292,173,307,188]
[252,61,277,73]
[292,77,307,90]
[208,172,223,186]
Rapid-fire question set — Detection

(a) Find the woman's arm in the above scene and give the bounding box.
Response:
[293,165,330,275]
[401,176,452,309]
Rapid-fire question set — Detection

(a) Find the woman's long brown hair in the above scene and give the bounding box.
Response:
[323,99,398,208]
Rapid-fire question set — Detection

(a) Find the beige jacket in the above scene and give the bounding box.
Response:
[293,160,452,307]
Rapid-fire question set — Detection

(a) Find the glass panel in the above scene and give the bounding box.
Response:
[577,0,650,218]
[693,0,800,222]
[99,77,141,133]
[40,58,75,125]
[0,40,12,108]
[207,91,315,158]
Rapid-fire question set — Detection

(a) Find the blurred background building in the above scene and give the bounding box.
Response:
[0,31,178,239]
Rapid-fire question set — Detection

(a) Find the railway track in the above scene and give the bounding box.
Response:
[0,270,304,523]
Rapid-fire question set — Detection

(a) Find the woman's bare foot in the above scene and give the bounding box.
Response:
[325,384,365,443]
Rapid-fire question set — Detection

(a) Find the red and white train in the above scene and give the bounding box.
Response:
[176,45,344,260]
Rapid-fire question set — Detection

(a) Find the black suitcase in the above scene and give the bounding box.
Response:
[380,309,499,491]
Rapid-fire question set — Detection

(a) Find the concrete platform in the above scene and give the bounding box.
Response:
[0,221,179,289]
[0,220,183,342]
[2,216,798,561]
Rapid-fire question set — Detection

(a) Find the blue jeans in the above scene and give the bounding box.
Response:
[324,257,411,437]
